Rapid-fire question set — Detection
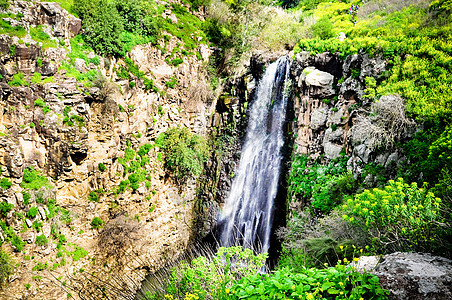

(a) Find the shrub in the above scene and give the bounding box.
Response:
[156,126,208,182]
[310,16,334,39]
[21,166,51,190]
[73,0,124,55]
[91,217,104,229]
[35,234,48,246]
[98,163,106,172]
[8,72,28,87]
[88,191,99,202]
[340,178,444,253]
[0,250,14,286]
[26,207,39,219]
[0,178,12,190]
[229,264,388,300]
[11,235,25,251]
[163,247,267,300]
[0,0,10,9]
[0,202,13,217]
[98,215,140,258]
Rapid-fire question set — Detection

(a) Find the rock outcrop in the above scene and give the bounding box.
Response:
[355,252,452,300]
[290,50,409,180]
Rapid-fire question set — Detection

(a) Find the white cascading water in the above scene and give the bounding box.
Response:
[218,56,290,254]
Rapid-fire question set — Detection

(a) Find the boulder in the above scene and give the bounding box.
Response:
[300,67,335,98]
[310,106,328,130]
[355,252,452,300]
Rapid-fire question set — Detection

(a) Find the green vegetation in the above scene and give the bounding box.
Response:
[0,178,12,190]
[8,72,28,87]
[288,154,356,214]
[0,202,13,217]
[90,217,104,229]
[156,126,209,182]
[88,191,99,202]
[32,262,47,271]
[71,246,88,261]
[26,207,39,219]
[21,167,52,190]
[35,234,49,246]
[0,19,26,37]
[341,178,444,253]
[145,246,387,300]
[0,249,14,286]
[30,25,58,49]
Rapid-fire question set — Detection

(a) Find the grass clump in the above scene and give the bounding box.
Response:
[35,234,48,246]
[0,202,13,217]
[26,207,39,219]
[0,249,14,286]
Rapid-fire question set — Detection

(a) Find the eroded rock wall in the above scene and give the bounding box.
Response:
[0,1,216,299]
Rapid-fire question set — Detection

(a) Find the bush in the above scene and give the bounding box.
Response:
[74,0,124,55]
[340,178,444,253]
[21,167,51,190]
[8,72,28,87]
[88,191,99,202]
[91,217,104,229]
[0,178,12,190]
[288,154,354,214]
[11,235,25,251]
[26,207,39,219]
[0,202,13,217]
[163,247,267,300]
[0,250,14,286]
[229,264,387,300]
[156,126,208,182]
[35,234,48,246]
[310,16,334,39]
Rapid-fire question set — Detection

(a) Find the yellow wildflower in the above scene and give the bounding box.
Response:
[225,288,230,294]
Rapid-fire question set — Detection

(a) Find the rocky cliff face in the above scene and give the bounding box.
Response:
[289,50,415,184]
[0,1,216,299]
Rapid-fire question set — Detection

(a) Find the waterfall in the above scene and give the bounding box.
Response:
[218,56,290,254]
